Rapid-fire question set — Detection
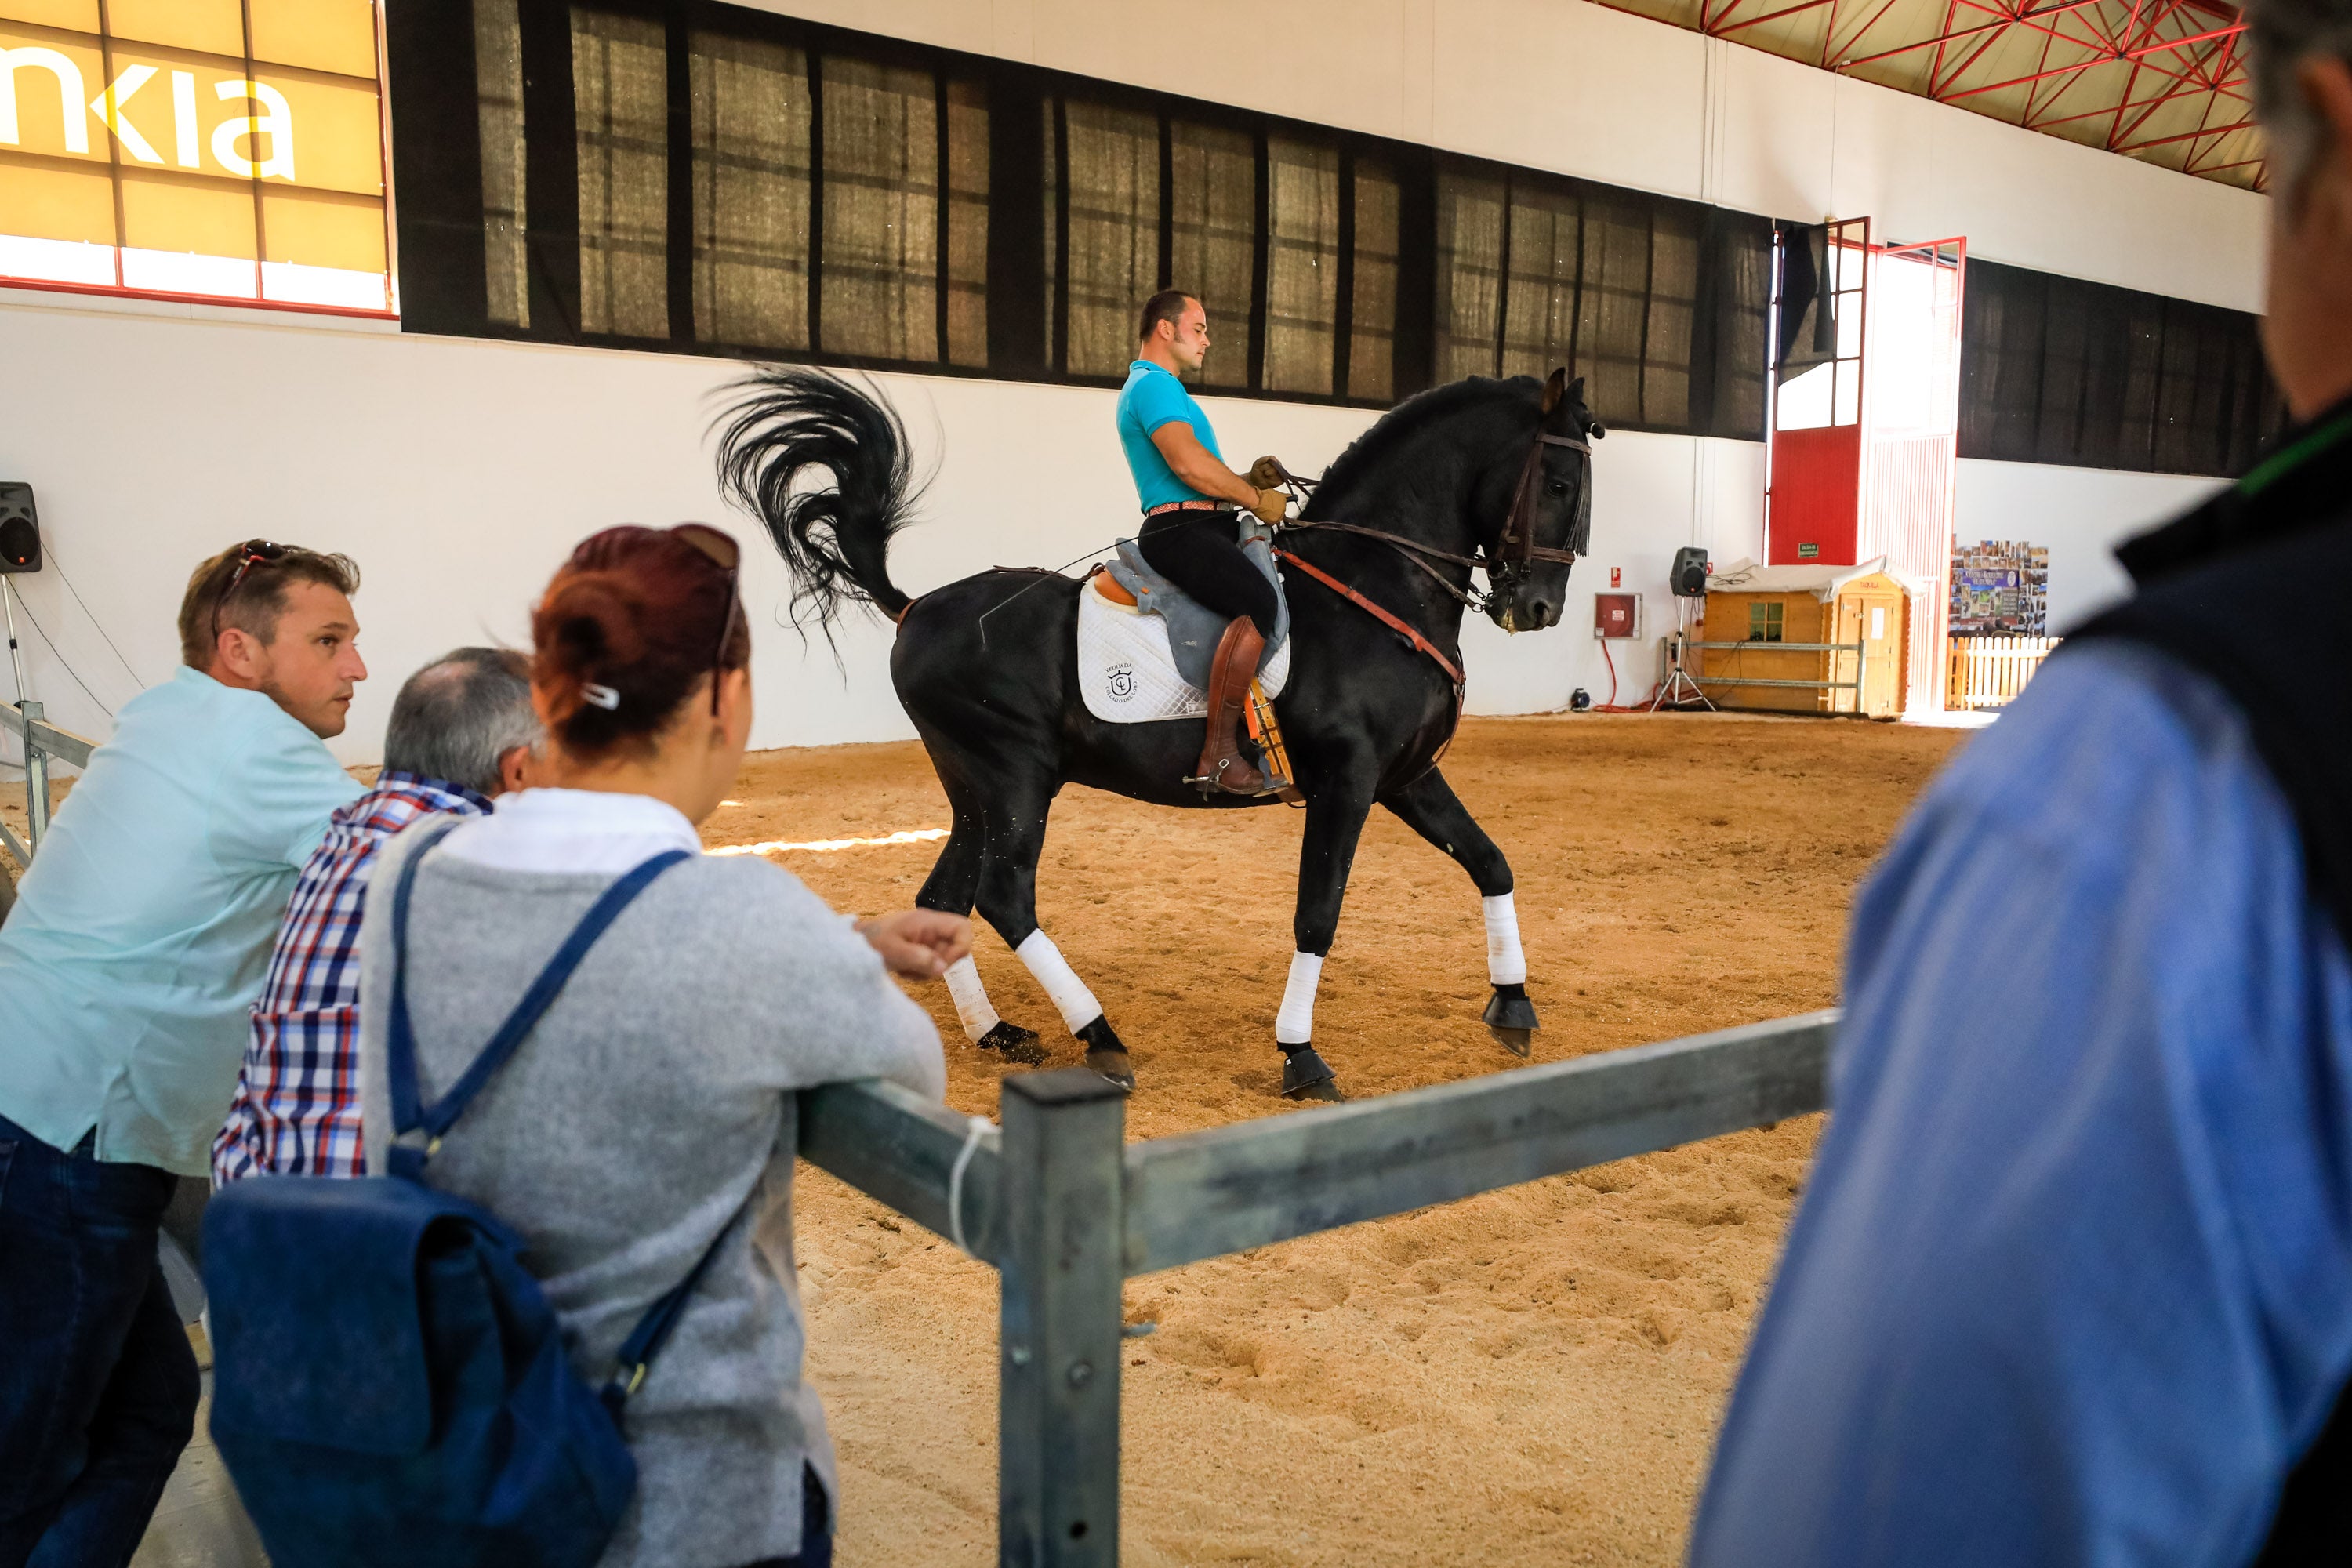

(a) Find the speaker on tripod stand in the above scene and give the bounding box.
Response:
[1650,546,1717,711]
[0,484,42,706]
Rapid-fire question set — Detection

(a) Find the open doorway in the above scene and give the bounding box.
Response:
[1766,221,1965,715]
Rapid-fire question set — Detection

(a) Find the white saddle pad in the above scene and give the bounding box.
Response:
[1077,575,1292,723]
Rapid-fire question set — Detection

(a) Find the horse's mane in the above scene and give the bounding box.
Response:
[1308,376,1539,517]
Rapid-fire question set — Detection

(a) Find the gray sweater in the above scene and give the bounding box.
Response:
[358,824,945,1568]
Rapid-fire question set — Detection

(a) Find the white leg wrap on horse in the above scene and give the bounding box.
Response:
[942,956,1000,1042]
[1276,951,1325,1044]
[1483,893,1528,985]
[1015,931,1103,1035]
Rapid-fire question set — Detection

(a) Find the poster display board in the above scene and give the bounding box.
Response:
[1949,540,2049,636]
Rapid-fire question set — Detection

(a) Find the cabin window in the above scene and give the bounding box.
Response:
[1748,603,1784,643]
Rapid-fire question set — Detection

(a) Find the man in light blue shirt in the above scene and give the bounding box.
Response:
[0,540,365,1567]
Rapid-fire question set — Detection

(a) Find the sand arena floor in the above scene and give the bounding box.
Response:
[703,713,1966,1567]
[0,712,1965,1565]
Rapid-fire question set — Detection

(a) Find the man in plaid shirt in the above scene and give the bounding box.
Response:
[213,648,540,1183]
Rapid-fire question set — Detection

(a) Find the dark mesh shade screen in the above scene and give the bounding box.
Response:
[1434,170,1504,384]
[944,80,989,367]
[1958,258,2283,476]
[1051,99,1159,378]
[394,0,2276,459]
[1348,160,1400,403]
[1264,137,1341,396]
[689,31,810,352]
[819,58,939,361]
[476,0,528,328]
[572,8,668,339]
[1436,161,1712,432]
[1169,121,1256,390]
[1706,212,1773,440]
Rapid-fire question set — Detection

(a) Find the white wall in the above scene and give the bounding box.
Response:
[1952,460,2226,631]
[0,0,2266,760]
[0,292,1762,754]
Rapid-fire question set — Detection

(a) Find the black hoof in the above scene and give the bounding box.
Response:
[1076,1017,1134,1090]
[1483,983,1538,1058]
[1279,1045,1345,1102]
[975,1020,1047,1065]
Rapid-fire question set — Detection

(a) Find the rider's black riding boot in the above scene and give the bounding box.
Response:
[1194,617,1269,795]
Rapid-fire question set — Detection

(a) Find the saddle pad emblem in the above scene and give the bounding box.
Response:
[1077,575,1291,724]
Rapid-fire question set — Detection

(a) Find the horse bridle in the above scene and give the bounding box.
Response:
[1272,422,1592,615]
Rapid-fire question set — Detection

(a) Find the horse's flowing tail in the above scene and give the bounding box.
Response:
[712,366,920,635]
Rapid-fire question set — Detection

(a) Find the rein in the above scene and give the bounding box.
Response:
[1273,545,1468,764]
[1271,425,1590,617]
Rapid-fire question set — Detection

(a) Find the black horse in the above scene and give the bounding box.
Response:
[715,365,1599,1100]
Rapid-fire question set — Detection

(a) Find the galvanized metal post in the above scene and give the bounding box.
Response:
[21,700,49,857]
[997,1069,1125,1568]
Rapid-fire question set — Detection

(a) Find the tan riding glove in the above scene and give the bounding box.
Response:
[1247,456,1289,491]
[1248,487,1289,525]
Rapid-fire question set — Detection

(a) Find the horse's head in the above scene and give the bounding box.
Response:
[1484,367,1602,633]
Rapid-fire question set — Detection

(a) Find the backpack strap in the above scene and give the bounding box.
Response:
[601,1210,736,1421]
[383,821,721,1422]
[387,827,693,1180]
[384,817,466,1147]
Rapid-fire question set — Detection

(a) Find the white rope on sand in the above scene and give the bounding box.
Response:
[709,828,949,857]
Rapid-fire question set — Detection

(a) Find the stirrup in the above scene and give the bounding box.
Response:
[1185,757,1282,797]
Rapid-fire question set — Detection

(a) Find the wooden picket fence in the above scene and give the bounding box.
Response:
[1946,635,2060,710]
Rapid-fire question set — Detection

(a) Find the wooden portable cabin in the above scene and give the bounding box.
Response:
[1691,557,1911,717]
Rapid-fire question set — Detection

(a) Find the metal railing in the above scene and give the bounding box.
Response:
[1686,637,1869,702]
[0,699,96,869]
[797,1008,1838,1566]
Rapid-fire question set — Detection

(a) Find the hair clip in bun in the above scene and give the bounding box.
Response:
[580,682,622,711]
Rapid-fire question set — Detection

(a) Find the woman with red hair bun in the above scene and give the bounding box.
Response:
[357,525,963,1568]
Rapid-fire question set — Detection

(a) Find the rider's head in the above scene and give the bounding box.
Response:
[1138,289,1210,374]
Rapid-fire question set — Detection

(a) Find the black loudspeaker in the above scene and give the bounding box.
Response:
[1670,546,1709,597]
[0,485,38,574]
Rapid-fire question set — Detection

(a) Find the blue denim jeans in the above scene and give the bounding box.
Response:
[0,1115,200,1568]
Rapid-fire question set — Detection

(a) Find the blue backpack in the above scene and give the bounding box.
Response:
[204,826,715,1568]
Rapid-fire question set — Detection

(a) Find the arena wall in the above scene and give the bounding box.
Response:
[0,0,2263,763]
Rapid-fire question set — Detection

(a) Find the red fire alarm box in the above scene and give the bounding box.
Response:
[1593,593,1641,639]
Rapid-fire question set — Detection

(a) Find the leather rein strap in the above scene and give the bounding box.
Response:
[1275,546,1465,694]
[1273,426,1591,612]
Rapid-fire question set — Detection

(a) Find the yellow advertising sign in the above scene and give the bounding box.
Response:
[0,0,390,311]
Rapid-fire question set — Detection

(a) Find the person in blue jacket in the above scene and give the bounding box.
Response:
[1690,0,2352,1559]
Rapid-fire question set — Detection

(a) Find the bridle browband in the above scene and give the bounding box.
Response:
[1272,422,1591,615]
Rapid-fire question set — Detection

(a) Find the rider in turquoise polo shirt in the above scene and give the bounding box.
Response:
[1115,289,1292,795]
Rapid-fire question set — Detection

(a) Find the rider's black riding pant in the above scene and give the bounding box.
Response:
[1137,510,1280,641]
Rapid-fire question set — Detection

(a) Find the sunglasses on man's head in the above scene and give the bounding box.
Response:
[211,539,289,643]
[673,524,742,716]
